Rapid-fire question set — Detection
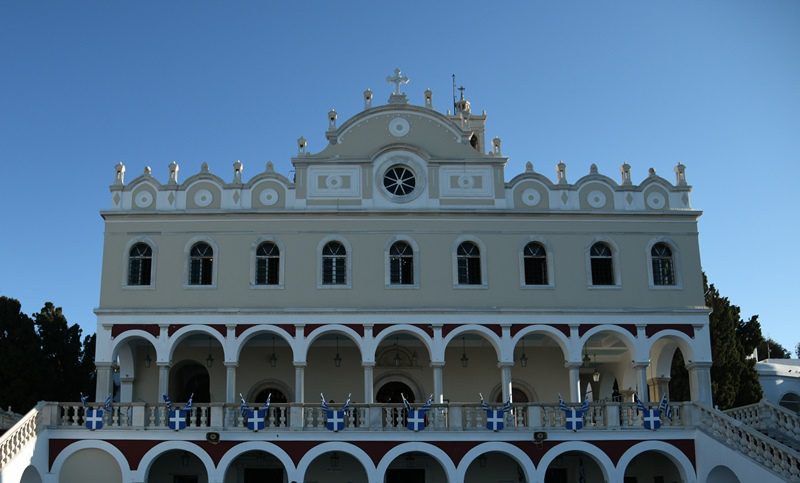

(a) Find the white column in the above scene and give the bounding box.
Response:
[566,362,581,402]
[224,362,237,404]
[120,376,134,402]
[687,362,713,406]
[499,362,513,402]
[363,363,375,403]
[157,362,170,399]
[95,362,113,402]
[633,362,650,402]
[431,362,445,403]
[294,363,306,403]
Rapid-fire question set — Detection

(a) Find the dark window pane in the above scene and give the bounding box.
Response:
[591,258,614,285]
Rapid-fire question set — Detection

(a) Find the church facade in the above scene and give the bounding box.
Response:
[1,71,798,483]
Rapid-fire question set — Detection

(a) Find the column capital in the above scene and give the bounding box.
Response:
[362,361,376,368]
[293,362,307,368]
[497,361,514,369]
[95,361,114,368]
[564,361,582,369]
[429,361,446,368]
[632,360,650,368]
[224,361,239,368]
[157,361,171,368]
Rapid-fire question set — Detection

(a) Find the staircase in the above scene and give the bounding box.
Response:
[725,400,800,453]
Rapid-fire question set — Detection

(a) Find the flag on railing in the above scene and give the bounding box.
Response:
[84,407,104,431]
[104,394,113,412]
[79,393,89,408]
[479,393,512,431]
[163,393,187,431]
[321,393,350,432]
[402,393,434,432]
[239,393,249,417]
[558,394,588,432]
[659,393,673,421]
[183,393,194,411]
[162,394,173,412]
[635,393,662,430]
[262,392,272,410]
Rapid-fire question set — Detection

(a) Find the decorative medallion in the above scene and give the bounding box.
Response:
[646,192,666,209]
[113,193,121,206]
[521,188,541,206]
[193,189,213,207]
[325,175,343,189]
[457,175,475,189]
[134,191,153,208]
[388,117,410,137]
[587,190,607,208]
[259,188,279,206]
[168,192,176,205]
[383,165,416,197]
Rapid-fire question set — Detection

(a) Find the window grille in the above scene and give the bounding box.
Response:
[389,241,414,285]
[523,242,548,285]
[590,242,614,285]
[651,242,675,285]
[189,242,214,285]
[457,242,482,285]
[255,242,280,285]
[322,241,347,285]
[128,243,152,286]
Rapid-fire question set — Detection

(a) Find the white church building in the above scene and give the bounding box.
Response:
[1,70,798,483]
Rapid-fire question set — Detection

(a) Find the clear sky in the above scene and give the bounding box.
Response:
[1,1,798,353]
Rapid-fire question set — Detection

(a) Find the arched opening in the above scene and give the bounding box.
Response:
[581,330,635,402]
[112,335,158,403]
[169,331,224,403]
[383,451,447,483]
[237,330,293,422]
[512,331,566,403]
[305,331,363,402]
[779,392,800,413]
[304,451,368,483]
[20,465,42,483]
[543,451,604,483]
[495,387,529,403]
[623,450,683,482]
[148,449,209,483]
[60,448,122,483]
[442,331,500,402]
[377,381,416,404]
[374,331,431,403]
[464,451,523,483]
[170,361,210,403]
[707,465,741,483]
[668,348,690,401]
[223,450,288,483]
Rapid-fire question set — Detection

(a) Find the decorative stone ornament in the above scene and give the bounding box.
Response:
[424,88,433,108]
[388,117,410,137]
[587,190,607,208]
[363,89,373,109]
[646,191,666,209]
[620,163,632,185]
[556,161,567,184]
[233,160,243,184]
[297,136,307,154]
[168,161,179,185]
[114,162,125,185]
[259,188,279,206]
[134,191,154,208]
[675,163,687,186]
[328,109,337,130]
[194,189,213,207]
[492,137,502,155]
[521,188,541,206]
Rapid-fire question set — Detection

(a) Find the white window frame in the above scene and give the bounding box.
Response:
[451,236,488,289]
[646,237,683,290]
[585,237,622,289]
[122,236,157,290]
[250,236,285,290]
[183,236,219,289]
[317,236,352,289]
[384,236,420,289]
[518,237,555,289]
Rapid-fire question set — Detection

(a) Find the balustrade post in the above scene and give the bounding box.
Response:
[528,405,541,429]
[131,402,145,428]
[606,402,620,428]
[369,406,383,430]
[687,361,713,406]
[449,405,463,431]
[210,403,224,429]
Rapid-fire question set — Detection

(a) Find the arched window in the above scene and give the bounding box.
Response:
[590,242,614,285]
[457,241,482,285]
[255,242,280,285]
[389,241,414,285]
[523,242,547,285]
[189,242,214,285]
[651,242,675,286]
[322,241,347,285]
[128,243,152,286]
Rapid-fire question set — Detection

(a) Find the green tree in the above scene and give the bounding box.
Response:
[0,297,44,412]
[756,338,791,360]
[33,302,88,403]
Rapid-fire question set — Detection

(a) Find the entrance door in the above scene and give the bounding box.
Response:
[244,468,283,483]
[386,468,425,483]
[376,381,415,403]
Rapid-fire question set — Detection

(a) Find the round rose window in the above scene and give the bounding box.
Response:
[383,165,416,196]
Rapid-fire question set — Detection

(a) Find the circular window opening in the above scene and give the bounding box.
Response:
[383,165,416,197]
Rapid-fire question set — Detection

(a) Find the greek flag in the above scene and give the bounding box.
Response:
[104,394,113,412]
[321,393,350,432]
[558,394,587,432]
[479,393,512,431]
[239,393,249,417]
[79,393,89,408]
[167,408,187,431]
[658,393,673,421]
[402,393,433,432]
[84,408,104,431]
[634,393,647,414]
[183,393,194,411]
[162,394,173,412]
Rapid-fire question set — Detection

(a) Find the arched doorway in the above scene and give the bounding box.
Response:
[464,451,524,483]
[223,450,287,483]
[544,451,604,483]
[304,451,367,483]
[377,381,415,403]
[623,450,683,482]
[495,387,529,403]
[171,361,211,403]
[148,450,208,483]
[383,451,446,483]
[779,392,800,413]
[60,448,122,483]
[707,465,741,483]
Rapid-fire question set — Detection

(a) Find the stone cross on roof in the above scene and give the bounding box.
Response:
[386,68,409,95]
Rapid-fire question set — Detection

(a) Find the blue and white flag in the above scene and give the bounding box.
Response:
[479,393,512,431]
[634,393,647,414]
[635,393,662,430]
[262,392,272,410]
[558,394,588,432]
[167,409,187,431]
[658,393,673,421]
[246,409,267,431]
[80,393,89,408]
[162,394,173,412]
[85,408,104,430]
[321,393,350,432]
[239,393,249,418]
[402,393,434,432]
[183,393,194,411]
[104,394,113,413]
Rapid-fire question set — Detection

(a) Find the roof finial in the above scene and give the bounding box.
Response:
[386,68,409,95]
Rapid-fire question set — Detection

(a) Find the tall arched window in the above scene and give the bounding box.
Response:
[322,241,347,285]
[128,243,152,286]
[590,242,614,285]
[255,242,280,285]
[523,242,547,285]
[651,242,675,286]
[457,241,482,285]
[189,242,214,285]
[389,241,414,285]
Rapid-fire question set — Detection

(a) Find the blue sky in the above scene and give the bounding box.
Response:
[1,1,798,353]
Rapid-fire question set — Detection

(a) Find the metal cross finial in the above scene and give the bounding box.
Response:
[458,85,465,100]
[386,68,409,95]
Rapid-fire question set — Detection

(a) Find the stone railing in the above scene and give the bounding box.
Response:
[696,403,800,480]
[0,403,43,470]
[0,409,22,431]
[725,399,800,444]
[47,400,692,433]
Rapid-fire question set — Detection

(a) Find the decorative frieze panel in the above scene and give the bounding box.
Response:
[307,166,362,199]
[439,167,494,198]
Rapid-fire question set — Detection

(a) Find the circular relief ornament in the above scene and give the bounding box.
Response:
[325,175,343,189]
[383,165,416,197]
[521,188,541,206]
[259,188,279,206]
[388,117,410,137]
[134,191,153,208]
[646,192,666,209]
[587,190,607,208]
[194,189,213,207]
[457,175,475,189]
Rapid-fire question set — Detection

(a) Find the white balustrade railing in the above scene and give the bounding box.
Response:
[725,399,800,444]
[0,403,42,470]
